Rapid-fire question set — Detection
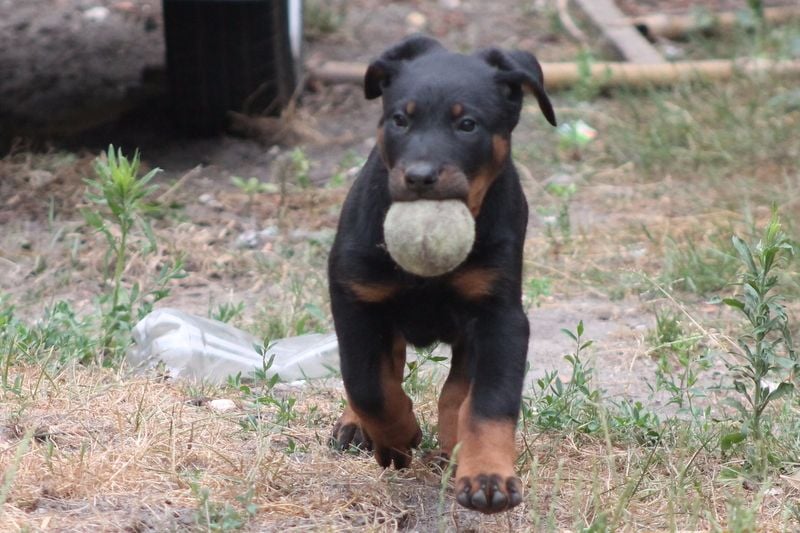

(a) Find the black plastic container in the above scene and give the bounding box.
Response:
[163,0,299,135]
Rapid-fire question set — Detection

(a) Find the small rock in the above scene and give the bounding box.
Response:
[83,6,110,22]
[288,228,334,243]
[208,399,237,412]
[28,170,55,189]
[235,226,280,249]
[406,11,427,30]
[198,193,223,209]
[661,42,685,61]
[544,173,577,187]
[236,230,260,249]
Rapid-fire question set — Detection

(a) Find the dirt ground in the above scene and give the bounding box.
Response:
[2,0,800,530]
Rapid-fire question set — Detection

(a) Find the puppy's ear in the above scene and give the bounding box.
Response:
[364,35,444,99]
[479,48,557,127]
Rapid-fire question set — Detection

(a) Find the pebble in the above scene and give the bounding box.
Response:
[406,11,427,30]
[83,6,110,22]
[208,399,237,412]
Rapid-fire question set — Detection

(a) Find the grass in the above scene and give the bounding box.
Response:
[2,15,800,532]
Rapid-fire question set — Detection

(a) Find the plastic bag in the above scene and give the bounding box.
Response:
[126,308,339,384]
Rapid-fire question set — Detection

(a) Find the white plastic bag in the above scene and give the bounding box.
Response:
[126,308,339,384]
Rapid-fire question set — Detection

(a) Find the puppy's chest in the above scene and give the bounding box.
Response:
[387,286,471,347]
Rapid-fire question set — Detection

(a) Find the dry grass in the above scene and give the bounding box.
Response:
[3,360,799,531]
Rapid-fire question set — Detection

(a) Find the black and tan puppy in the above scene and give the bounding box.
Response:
[328,35,556,514]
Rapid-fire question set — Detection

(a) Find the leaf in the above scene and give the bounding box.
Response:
[720,431,747,452]
[721,397,748,415]
[732,235,757,275]
[561,328,577,342]
[577,320,585,337]
[722,298,745,311]
[773,356,798,370]
[766,382,794,403]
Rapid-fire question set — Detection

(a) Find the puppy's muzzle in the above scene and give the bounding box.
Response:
[389,161,470,202]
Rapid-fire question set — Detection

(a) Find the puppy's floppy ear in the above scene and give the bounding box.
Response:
[479,48,557,127]
[364,35,444,100]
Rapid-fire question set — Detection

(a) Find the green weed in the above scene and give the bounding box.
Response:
[541,182,577,247]
[522,321,603,434]
[191,481,256,531]
[647,308,713,423]
[290,148,311,189]
[523,276,552,312]
[229,348,298,431]
[404,345,447,398]
[720,209,797,475]
[83,145,185,364]
[303,0,345,40]
[662,234,739,295]
[210,302,246,324]
[231,176,275,218]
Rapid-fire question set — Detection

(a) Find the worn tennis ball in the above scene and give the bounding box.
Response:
[383,199,475,277]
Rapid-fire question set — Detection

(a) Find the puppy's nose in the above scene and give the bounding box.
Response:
[405,162,438,190]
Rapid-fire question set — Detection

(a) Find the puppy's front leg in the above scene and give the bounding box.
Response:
[330,291,421,469]
[454,306,529,513]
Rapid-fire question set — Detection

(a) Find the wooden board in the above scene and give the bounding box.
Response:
[626,6,800,40]
[308,59,800,91]
[573,0,665,64]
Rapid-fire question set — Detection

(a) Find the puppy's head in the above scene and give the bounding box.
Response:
[365,35,557,215]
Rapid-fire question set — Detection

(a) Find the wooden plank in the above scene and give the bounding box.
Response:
[307,59,800,91]
[573,0,665,64]
[540,59,800,89]
[625,6,800,40]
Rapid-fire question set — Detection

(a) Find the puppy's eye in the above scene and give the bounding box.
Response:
[457,118,477,133]
[392,113,409,128]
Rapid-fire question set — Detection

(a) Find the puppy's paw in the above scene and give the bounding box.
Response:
[455,473,522,514]
[330,408,372,452]
[372,424,422,469]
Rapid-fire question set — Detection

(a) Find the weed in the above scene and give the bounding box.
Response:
[328,150,365,188]
[608,399,661,445]
[82,145,185,364]
[191,481,256,531]
[211,302,246,324]
[724,496,759,533]
[662,233,739,295]
[303,0,345,40]
[290,148,311,189]
[522,321,603,434]
[523,276,552,312]
[541,182,577,246]
[403,344,447,398]
[230,348,298,430]
[647,308,713,423]
[0,428,34,507]
[648,309,693,356]
[720,209,797,474]
[437,442,460,533]
[570,49,604,102]
[231,176,274,218]
[0,298,97,370]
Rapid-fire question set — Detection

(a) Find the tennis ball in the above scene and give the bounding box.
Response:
[383,199,475,277]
